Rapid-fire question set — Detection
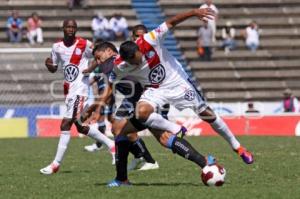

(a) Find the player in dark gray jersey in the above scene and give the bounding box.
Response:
[83,25,162,171]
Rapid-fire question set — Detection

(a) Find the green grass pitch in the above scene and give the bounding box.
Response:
[0,136,300,199]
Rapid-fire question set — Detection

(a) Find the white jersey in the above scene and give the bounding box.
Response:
[110,22,189,89]
[110,23,207,112]
[51,37,93,98]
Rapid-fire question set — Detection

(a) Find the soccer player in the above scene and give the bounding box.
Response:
[109,8,254,186]
[40,19,116,175]
[113,8,254,167]
[83,41,216,187]
[84,25,163,171]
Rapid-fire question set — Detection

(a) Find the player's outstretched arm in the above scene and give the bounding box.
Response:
[80,82,113,123]
[45,57,58,73]
[165,8,215,29]
[83,60,98,75]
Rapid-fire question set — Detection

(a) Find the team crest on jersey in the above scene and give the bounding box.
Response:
[184,90,195,101]
[146,51,155,59]
[149,64,165,84]
[64,64,79,82]
[75,48,82,55]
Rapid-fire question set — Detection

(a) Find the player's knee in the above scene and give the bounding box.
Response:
[127,133,138,142]
[111,120,123,136]
[199,107,217,123]
[74,121,89,135]
[136,103,153,122]
[60,119,73,131]
[159,132,171,147]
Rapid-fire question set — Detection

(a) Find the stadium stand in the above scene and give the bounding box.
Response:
[0,0,300,104]
[159,0,300,101]
[0,0,140,105]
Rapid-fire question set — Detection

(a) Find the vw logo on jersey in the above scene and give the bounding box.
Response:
[75,48,82,55]
[184,90,195,101]
[146,51,155,59]
[64,64,79,82]
[149,64,166,84]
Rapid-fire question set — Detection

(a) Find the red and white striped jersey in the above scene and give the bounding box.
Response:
[51,37,93,98]
[110,22,188,89]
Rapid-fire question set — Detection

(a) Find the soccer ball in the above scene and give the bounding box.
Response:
[201,164,226,186]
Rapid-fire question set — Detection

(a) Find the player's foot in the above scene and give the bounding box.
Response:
[127,157,144,171]
[40,162,60,175]
[139,161,159,171]
[107,179,132,187]
[110,146,116,165]
[84,143,103,152]
[176,126,187,138]
[235,146,254,164]
[206,155,216,166]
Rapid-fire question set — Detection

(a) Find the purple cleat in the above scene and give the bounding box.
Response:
[176,126,187,138]
[236,146,254,164]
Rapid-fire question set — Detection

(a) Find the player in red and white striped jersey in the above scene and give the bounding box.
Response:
[40,19,115,175]
[107,8,253,186]
[115,10,253,163]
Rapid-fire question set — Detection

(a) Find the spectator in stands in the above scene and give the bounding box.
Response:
[6,10,23,43]
[91,12,114,42]
[26,12,43,45]
[282,89,299,113]
[109,12,129,40]
[200,0,219,42]
[197,21,213,61]
[67,0,88,10]
[242,21,260,52]
[221,21,236,53]
[245,102,259,113]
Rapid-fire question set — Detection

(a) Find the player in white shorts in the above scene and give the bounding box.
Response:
[113,8,254,166]
[40,19,115,175]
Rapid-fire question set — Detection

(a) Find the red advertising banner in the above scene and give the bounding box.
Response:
[36,115,300,137]
[176,115,300,136]
[37,117,78,137]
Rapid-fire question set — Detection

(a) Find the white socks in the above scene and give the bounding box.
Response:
[210,115,240,150]
[144,112,181,134]
[87,126,114,149]
[53,131,71,165]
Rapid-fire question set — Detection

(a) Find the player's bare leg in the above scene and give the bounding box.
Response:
[136,102,187,137]
[84,114,107,152]
[40,118,73,175]
[198,106,254,164]
[40,109,116,175]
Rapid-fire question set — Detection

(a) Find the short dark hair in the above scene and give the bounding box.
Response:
[119,41,139,60]
[132,24,148,36]
[62,19,77,28]
[93,41,118,55]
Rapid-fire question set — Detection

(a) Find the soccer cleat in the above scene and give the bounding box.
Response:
[107,179,132,187]
[40,163,60,175]
[84,143,103,152]
[206,155,216,166]
[139,161,159,171]
[127,158,144,171]
[176,126,187,138]
[235,146,254,164]
[110,146,116,165]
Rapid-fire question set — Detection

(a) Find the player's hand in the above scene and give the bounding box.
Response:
[82,68,90,75]
[194,8,215,22]
[45,57,57,73]
[45,57,53,66]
